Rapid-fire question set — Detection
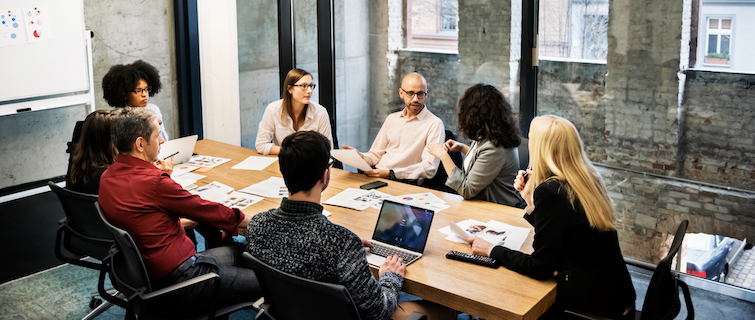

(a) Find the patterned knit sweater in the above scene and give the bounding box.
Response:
[245,198,403,320]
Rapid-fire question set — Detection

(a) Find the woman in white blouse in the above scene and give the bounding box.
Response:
[255,68,333,155]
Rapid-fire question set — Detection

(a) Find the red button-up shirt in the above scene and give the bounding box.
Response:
[99,154,245,281]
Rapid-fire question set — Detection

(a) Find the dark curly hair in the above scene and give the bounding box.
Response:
[457,84,521,149]
[101,60,162,107]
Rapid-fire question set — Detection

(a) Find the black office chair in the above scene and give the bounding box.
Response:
[48,182,120,319]
[423,129,463,193]
[242,252,426,320]
[564,220,694,320]
[517,137,529,170]
[94,202,256,320]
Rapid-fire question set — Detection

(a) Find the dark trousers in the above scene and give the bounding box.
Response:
[151,245,261,318]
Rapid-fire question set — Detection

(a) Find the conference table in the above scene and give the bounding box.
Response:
[192,139,557,320]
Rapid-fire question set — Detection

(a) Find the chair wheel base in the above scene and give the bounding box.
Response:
[89,297,103,309]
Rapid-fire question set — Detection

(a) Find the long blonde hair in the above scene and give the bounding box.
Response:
[528,115,615,231]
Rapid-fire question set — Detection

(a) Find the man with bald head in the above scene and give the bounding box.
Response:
[344,72,445,183]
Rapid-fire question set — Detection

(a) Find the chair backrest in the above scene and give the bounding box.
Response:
[517,137,529,170]
[242,252,362,320]
[94,202,153,297]
[423,130,463,192]
[48,182,113,260]
[640,220,689,320]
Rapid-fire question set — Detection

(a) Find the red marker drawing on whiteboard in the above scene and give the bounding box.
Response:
[33,30,40,37]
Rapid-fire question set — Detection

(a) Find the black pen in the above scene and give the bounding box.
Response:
[163,151,179,160]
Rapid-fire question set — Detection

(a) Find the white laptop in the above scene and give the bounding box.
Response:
[157,134,198,164]
[365,199,436,266]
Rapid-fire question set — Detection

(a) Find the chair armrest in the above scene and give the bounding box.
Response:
[140,272,220,301]
[405,311,428,320]
[58,217,68,225]
[254,302,274,320]
[563,310,613,320]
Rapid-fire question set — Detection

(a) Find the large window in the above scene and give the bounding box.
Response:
[703,17,732,66]
[538,0,608,61]
[407,0,459,52]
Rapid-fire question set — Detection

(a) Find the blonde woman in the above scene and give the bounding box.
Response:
[255,68,333,155]
[468,115,635,319]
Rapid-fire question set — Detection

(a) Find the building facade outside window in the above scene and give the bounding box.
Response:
[704,17,732,66]
[407,0,459,52]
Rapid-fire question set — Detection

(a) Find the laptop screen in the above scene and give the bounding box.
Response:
[372,199,435,253]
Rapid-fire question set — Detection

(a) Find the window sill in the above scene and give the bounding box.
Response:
[399,48,459,55]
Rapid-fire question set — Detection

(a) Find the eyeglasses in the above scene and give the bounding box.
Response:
[327,157,336,168]
[401,88,427,99]
[133,86,152,95]
[292,84,316,91]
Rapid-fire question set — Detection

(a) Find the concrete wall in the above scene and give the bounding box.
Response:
[0,0,177,189]
[236,0,280,149]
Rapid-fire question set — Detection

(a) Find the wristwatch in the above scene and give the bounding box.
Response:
[389,170,396,180]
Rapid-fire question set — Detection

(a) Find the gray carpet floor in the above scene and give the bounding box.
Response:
[2,261,754,319]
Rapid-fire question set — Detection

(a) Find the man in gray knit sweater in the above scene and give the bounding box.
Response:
[246,131,455,320]
[246,131,408,320]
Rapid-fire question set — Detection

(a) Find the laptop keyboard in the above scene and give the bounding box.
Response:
[370,242,420,264]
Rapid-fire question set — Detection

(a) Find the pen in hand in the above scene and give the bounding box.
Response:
[163,151,179,160]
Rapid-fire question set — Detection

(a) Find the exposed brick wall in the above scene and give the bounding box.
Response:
[681,71,755,190]
[396,50,460,131]
[457,0,513,109]
[600,166,755,263]
[603,0,684,173]
[537,60,607,162]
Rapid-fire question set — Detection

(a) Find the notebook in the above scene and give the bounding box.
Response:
[365,199,435,266]
[157,134,198,164]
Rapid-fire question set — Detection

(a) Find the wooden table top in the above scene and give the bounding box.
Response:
[193,139,556,320]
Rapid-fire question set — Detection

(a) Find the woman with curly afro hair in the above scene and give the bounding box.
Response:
[102,60,168,141]
[427,84,525,208]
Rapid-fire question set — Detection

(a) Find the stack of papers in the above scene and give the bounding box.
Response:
[238,177,289,198]
[438,219,530,251]
[387,192,450,213]
[173,172,206,189]
[187,155,232,168]
[171,164,200,177]
[323,188,393,211]
[231,155,278,171]
[190,181,263,210]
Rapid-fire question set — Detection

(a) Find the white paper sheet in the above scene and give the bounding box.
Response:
[22,6,53,43]
[220,191,264,210]
[238,177,289,198]
[0,9,26,47]
[193,181,234,194]
[388,192,449,213]
[232,155,278,171]
[323,188,372,211]
[438,219,531,251]
[186,155,232,168]
[322,209,332,217]
[449,220,470,242]
[353,189,394,209]
[331,149,373,172]
[177,172,207,181]
[171,164,199,177]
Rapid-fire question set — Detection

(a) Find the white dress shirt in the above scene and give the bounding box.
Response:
[363,107,445,180]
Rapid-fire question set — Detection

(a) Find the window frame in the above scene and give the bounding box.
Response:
[702,15,734,68]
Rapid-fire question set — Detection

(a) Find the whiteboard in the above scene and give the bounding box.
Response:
[0,0,88,103]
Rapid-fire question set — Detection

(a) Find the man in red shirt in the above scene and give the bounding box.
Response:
[99,107,260,317]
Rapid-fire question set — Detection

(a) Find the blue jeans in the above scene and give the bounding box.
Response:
[150,245,261,318]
